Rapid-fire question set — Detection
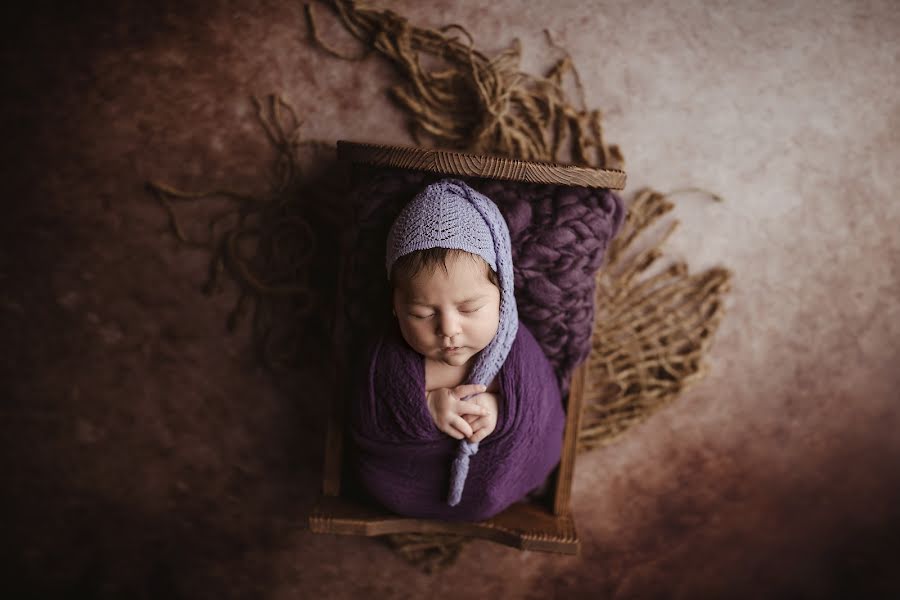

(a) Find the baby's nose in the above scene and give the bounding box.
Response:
[437,312,462,337]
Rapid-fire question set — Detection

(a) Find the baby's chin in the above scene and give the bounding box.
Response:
[431,351,473,368]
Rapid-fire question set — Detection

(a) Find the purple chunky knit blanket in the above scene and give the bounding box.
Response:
[350,319,565,522]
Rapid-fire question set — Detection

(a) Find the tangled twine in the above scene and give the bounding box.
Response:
[147,95,343,372]
[148,0,731,572]
[582,189,731,451]
[305,0,623,169]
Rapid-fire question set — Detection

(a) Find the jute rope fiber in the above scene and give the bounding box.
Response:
[148,0,731,572]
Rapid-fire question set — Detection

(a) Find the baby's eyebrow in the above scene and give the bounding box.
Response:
[406,294,487,306]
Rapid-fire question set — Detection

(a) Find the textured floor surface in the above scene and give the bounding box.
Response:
[2,1,899,598]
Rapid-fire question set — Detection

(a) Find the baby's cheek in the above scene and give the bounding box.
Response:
[400,320,429,346]
[488,311,501,338]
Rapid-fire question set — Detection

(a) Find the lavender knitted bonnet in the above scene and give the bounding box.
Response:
[385,178,519,507]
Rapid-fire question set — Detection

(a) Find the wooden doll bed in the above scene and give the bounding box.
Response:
[308,141,626,554]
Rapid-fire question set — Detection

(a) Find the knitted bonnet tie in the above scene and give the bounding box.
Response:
[385,178,519,507]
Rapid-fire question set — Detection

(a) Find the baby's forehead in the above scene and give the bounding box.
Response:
[394,256,494,300]
[394,250,488,280]
[396,269,492,294]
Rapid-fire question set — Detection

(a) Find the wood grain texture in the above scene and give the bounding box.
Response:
[322,251,352,498]
[337,140,627,189]
[553,362,587,516]
[309,494,579,554]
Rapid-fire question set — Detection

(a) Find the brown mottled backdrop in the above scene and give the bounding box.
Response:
[3,1,899,598]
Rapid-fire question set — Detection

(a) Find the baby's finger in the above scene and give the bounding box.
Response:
[451,415,474,439]
[469,427,489,443]
[457,401,489,416]
[446,427,464,440]
[441,421,464,439]
[453,384,487,399]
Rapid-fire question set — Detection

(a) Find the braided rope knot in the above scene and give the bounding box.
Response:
[448,440,480,506]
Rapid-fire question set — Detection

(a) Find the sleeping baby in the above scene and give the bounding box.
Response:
[350,178,565,522]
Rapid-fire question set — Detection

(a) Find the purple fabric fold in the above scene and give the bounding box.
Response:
[350,320,565,522]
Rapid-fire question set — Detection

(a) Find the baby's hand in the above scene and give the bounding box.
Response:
[461,392,499,443]
[426,384,490,440]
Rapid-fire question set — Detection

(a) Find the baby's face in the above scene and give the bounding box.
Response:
[392,252,501,369]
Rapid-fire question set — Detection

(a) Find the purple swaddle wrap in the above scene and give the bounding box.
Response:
[384,179,519,506]
[350,319,565,521]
